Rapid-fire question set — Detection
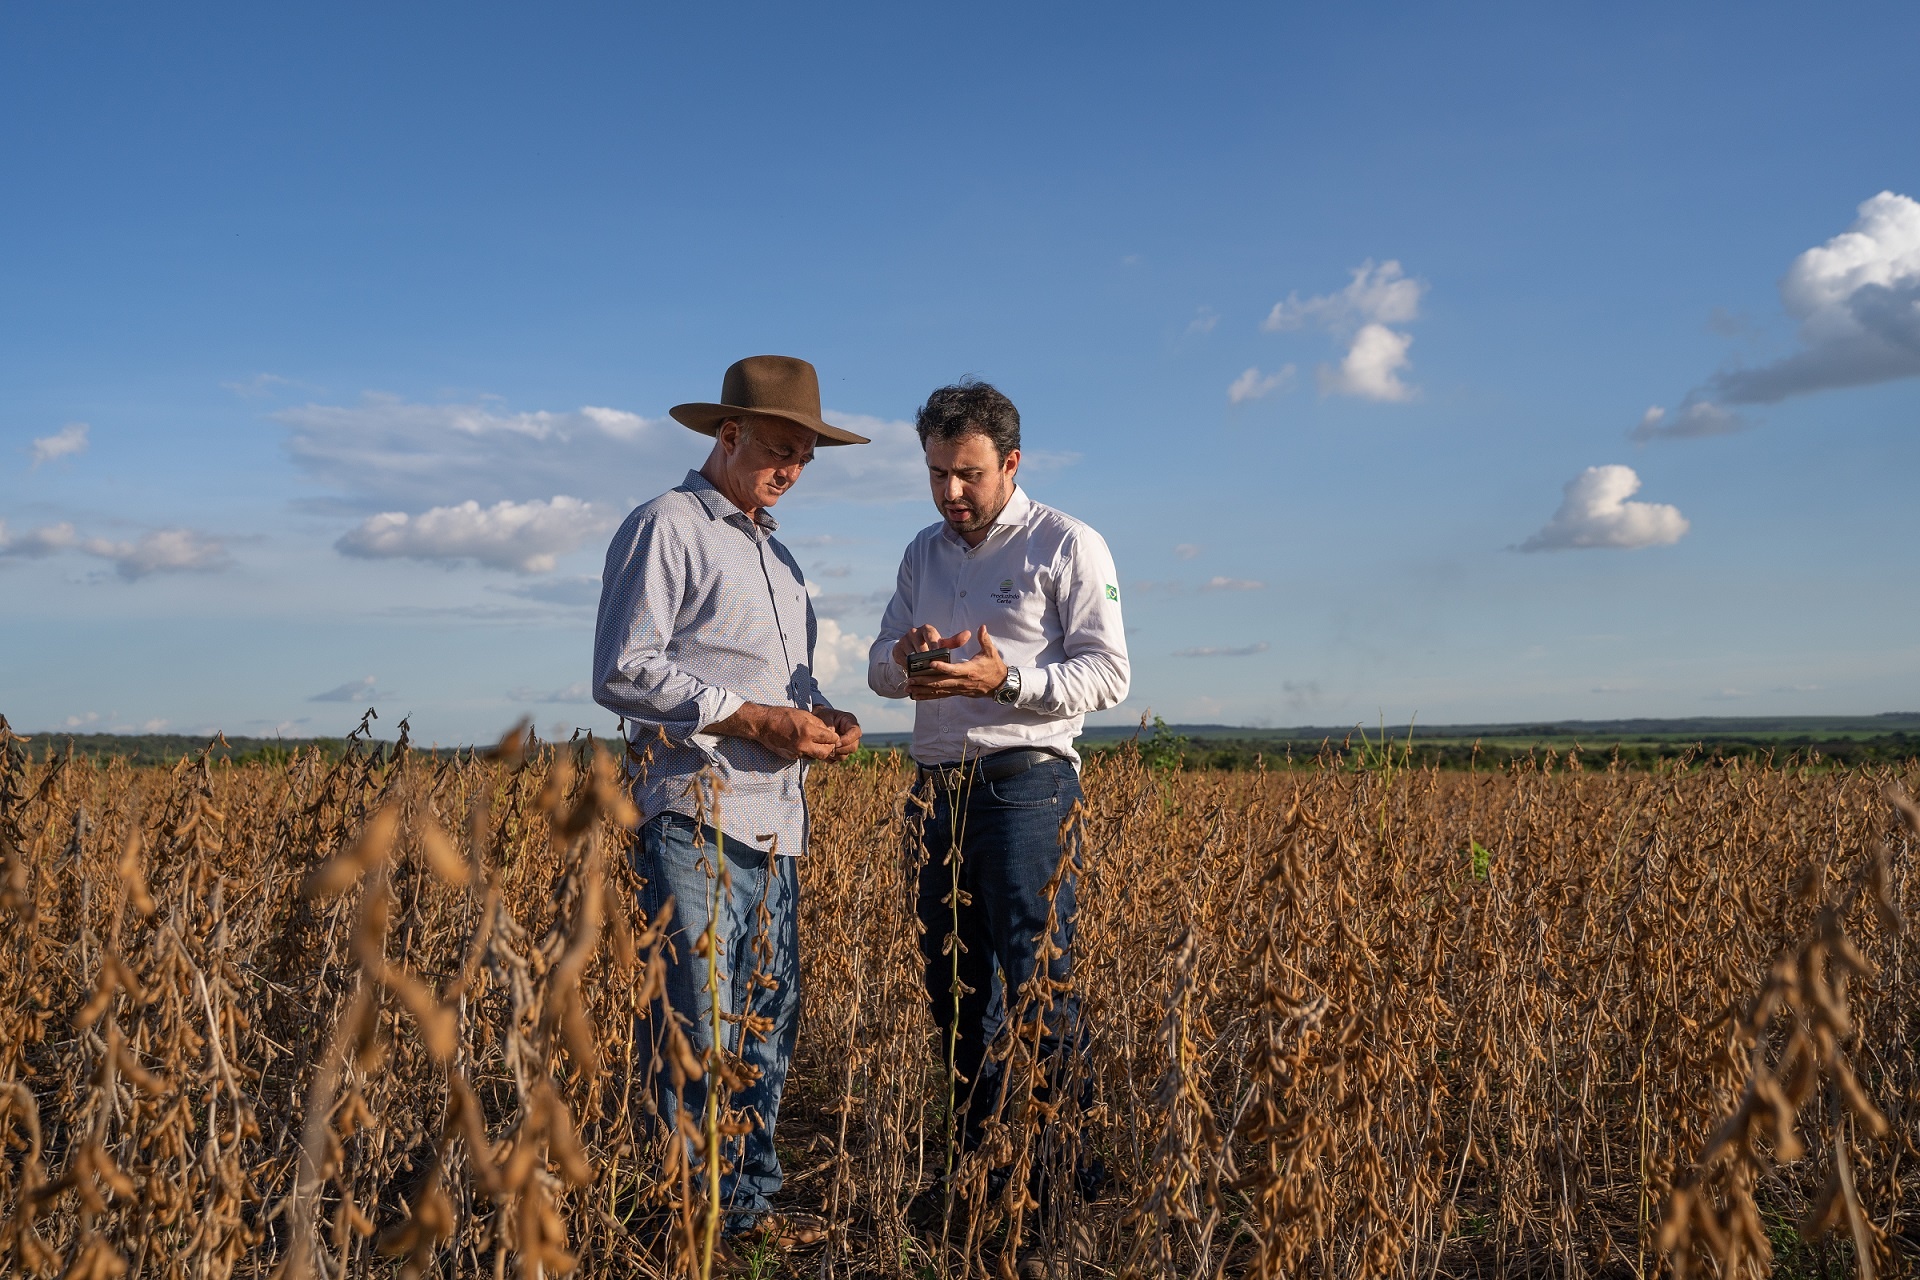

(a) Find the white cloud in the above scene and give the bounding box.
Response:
[1630,400,1748,442]
[1200,576,1265,591]
[1,520,228,579]
[1173,543,1202,560]
[1649,191,1920,428]
[0,519,79,558]
[1264,260,1425,332]
[1710,191,1920,404]
[811,562,852,579]
[276,395,931,514]
[64,711,103,728]
[806,413,935,503]
[278,395,693,512]
[1318,323,1416,402]
[81,528,231,580]
[1188,307,1219,335]
[1227,365,1296,404]
[30,423,89,467]
[1173,641,1270,658]
[811,616,872,692]
[1264,260,1426,403]
[336,496,610,573]
[311,677,379,703]
[508,681,593,704]
[1518,465,1689,552]
[4,521,230,579]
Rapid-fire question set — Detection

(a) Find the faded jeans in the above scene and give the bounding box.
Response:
[633,811,802,1229]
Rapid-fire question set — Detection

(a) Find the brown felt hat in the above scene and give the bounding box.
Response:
[669,355,870,446]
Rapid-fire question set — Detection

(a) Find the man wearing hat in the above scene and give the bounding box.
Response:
[593,355,868,1247]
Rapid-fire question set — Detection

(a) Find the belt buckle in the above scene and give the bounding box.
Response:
[924,763,966,792]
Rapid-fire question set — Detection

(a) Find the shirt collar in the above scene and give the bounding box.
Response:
[994,485,1033,529]
[682,468,778,532]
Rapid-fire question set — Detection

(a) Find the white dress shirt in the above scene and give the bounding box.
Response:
[867,486,1129,767]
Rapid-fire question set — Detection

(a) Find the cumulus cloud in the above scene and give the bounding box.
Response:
[1173,641,1270,658]
[311,677,379,703]
[336,496,610,573]
[1199,576,1265,591]
[1630,400,1748,442]
[1711,191,1920,404]
[1188,307,1219,335]
[1264,260,1425,332]
[84,528,231,580]
[3,520,228,579]
[1318,324,1416,402]
[30,423,89,467]
[812,617,872,692]
[1518,465,1689,552]
[1173,543,1201,560]
[1263,260,1425,403]
[1227,365,1296,404]
[1638,192,1920,435]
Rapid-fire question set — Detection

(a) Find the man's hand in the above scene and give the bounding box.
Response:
[891,623,972,669]
[814,707,862,761]
[708,703,841,761]
[908,622,1011,701]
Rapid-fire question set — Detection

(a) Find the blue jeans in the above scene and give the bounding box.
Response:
[912,757,1085,1154]
[633,811,802,1229]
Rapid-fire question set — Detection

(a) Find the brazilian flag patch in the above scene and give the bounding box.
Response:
[1104,584,1119,601]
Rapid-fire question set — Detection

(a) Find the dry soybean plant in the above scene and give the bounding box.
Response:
[1,713,1916,1278]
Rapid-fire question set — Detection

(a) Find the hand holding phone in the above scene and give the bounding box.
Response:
[905,647,952,675]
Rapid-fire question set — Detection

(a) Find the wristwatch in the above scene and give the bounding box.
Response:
[992,667,1022,705]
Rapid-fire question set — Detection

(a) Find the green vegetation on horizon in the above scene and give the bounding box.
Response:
[16,712,1920,771]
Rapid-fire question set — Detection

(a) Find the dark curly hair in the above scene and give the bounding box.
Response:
[914,379,1021,462]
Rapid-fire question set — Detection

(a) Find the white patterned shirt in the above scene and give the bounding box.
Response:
[593,470,828,856]
[867,486,1129,767]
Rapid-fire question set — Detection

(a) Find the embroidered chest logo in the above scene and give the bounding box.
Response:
[990,576,1021,605]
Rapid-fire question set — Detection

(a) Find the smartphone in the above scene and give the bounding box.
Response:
[905,647,952,675]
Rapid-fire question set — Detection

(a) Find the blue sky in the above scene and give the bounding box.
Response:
[4,3,1917,743]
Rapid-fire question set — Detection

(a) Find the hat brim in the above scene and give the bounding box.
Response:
[668,403,870,446]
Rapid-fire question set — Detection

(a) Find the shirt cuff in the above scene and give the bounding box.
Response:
[870,659,910,698]
[687,686,747,756]
[1011,665,1047,708]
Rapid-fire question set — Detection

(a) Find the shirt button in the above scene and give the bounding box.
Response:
[960,591,967,598]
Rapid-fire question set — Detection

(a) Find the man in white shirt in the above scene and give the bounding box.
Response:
[867,380,1127,1263]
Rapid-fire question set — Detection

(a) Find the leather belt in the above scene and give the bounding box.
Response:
[918,747,1059,790]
